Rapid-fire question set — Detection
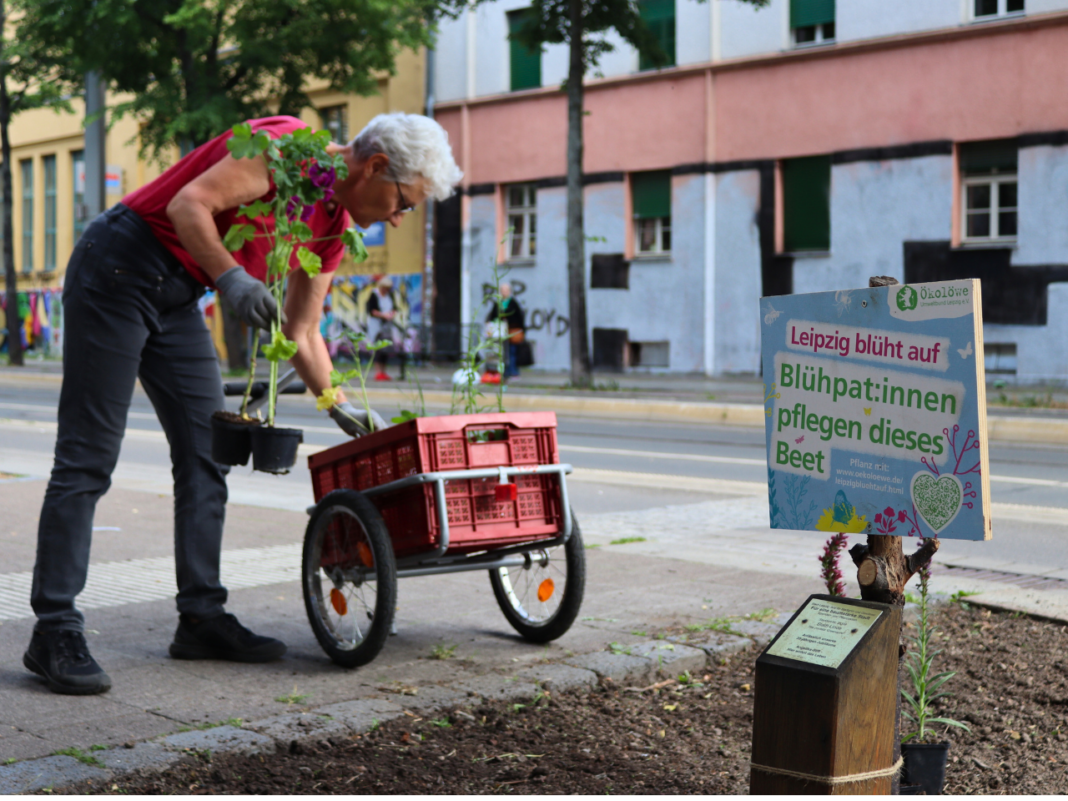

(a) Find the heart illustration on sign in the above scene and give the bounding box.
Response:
[910,472,964,534]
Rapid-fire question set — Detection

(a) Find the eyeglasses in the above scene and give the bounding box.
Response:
[394,181,416,215]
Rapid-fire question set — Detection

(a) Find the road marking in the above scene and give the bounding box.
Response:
[0,544,303,622]
[560,443,765,466]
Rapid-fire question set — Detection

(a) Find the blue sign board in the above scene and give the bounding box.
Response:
[357,221,385,248]
[760,280,991,541]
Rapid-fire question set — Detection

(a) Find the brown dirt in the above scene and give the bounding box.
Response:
[70,604,1068,795]
[211,410,260,426]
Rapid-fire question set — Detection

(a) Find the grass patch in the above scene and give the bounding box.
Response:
[609,536,647,545]
[274,687,310,705]
[52,747,104,768]
[429,718,452,728]
[429,643,457,660]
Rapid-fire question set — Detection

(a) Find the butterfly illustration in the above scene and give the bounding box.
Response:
[957,341,973,359]
[795,435,805,444]
[863,407,872,416]
[834,290,852,317]
[832,491,856,526]
[763,303,782,325]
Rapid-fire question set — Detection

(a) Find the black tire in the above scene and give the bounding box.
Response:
[302,489,397,668]
[489,512,586,643]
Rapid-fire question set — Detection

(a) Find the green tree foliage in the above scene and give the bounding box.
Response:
[17,0,465,159]
[2,0,72,366]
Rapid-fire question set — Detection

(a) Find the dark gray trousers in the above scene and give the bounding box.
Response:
[31,204,230,632]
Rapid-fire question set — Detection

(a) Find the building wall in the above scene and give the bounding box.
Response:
[713,169,763,373]
[1013,143,1068,266]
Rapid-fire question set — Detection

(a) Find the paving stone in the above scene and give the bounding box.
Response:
[313,698,402,734]
[0,755,109,794]
[387,686,471,714]
[564,651,656,684]
[518,664,598,693]
[244,712,352,748]
[671,631,753,659]
[96,742,177,774]
[628,641,707,676]
[161,725,275,757]
[732,619,784,648]
[451,676,540,704]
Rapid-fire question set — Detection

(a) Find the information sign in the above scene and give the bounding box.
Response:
[767,598,882,669]
[760,280,991,540]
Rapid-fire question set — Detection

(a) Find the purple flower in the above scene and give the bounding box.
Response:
[285,196,302,221]
[309,162,336,189]
[320,187,334,204]
[300,204,315,222]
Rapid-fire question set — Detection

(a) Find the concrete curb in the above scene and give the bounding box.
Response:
[0,629,768,794]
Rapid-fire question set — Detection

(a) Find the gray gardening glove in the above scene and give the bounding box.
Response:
[329,401,389,437]
[215,266,286,331]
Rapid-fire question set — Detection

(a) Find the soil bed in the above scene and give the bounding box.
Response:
[74,604,1068,795]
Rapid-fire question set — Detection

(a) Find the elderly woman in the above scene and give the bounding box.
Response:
[25,113,461,695]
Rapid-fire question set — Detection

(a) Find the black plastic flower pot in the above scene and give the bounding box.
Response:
[210,411,260,467]
[250,426,303,475]
[901,741,950,795]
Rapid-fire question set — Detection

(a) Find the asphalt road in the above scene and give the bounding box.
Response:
[1,375,1067,575]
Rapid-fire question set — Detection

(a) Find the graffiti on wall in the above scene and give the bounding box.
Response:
[479,278,570,337]
[327,274,423,356]
[0,289,63,355]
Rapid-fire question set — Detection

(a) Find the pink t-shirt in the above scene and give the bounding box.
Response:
[123,115,348,288]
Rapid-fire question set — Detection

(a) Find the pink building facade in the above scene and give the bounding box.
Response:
[431,0,1068,380]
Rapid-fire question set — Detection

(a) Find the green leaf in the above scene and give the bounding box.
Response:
[237,200,273,220]
[222,223,256,252]
[391,410,419,424]
[330,368,359,387]
[291,222,314,243]
[928,718,971,730]
[342,228,369,263]
[368,338,393,352]
[227,125,268,159]
[297,247,322,277]
[262,330,299,363]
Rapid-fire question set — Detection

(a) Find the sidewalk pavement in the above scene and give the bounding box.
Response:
[3,469,1068,792]
[4,362,1068,441]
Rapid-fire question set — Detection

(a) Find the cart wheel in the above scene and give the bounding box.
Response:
[489,511,585,643]
[302,489,397,668]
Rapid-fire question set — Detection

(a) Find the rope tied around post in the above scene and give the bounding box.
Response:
[750,756,904,786]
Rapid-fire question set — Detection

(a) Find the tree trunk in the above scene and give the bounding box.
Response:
[566,0,591,386]
[0,1,24,367]
[218,292,248,372]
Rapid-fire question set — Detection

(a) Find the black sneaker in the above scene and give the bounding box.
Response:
[23,630,113,695]
[169,613,287,663]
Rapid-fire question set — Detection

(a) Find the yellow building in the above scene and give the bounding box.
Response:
[3,48,428,355]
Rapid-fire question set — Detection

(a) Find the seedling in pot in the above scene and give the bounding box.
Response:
[319,332,393,434]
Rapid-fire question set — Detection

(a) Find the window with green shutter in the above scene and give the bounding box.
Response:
[20,159,33,274]
[791,0,835,45]
[508,10,541,91]
[638,0,676,71]
[72,150,87,242]
[44,155,56,273]
[632,170,672,255]
[782,156,831,252]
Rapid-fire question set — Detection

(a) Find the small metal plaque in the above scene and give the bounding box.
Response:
[767,599,883,669]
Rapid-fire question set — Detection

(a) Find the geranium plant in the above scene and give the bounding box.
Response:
[318,331,393,434]
[223,123,369,426]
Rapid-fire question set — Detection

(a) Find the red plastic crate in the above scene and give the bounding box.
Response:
[308,412,563,559]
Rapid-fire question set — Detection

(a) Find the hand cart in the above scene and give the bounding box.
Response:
[302,412,585,668]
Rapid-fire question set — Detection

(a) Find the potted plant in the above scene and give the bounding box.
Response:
[899,555,970,795]
[210,122,369,473]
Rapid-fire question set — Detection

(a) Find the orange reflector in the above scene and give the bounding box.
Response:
[356,542,374,567]
[330,587,348,616]
[537,578,555,603]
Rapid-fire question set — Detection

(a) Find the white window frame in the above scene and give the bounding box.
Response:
[792,22,835,48]
[961,175,1017,244]
[505,183,537,261]
[634,215,671,256]
[972,0,1024,21]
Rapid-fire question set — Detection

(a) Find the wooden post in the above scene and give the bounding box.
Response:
[750,596,902,794]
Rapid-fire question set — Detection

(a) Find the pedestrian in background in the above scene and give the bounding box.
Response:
[367,276,406,381]
[486,282,525,379]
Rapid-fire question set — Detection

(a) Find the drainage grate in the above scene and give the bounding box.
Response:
[939,564,1068,593]
[0,544,303,621]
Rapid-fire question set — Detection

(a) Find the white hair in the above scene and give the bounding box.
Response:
[352,113,463,201]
